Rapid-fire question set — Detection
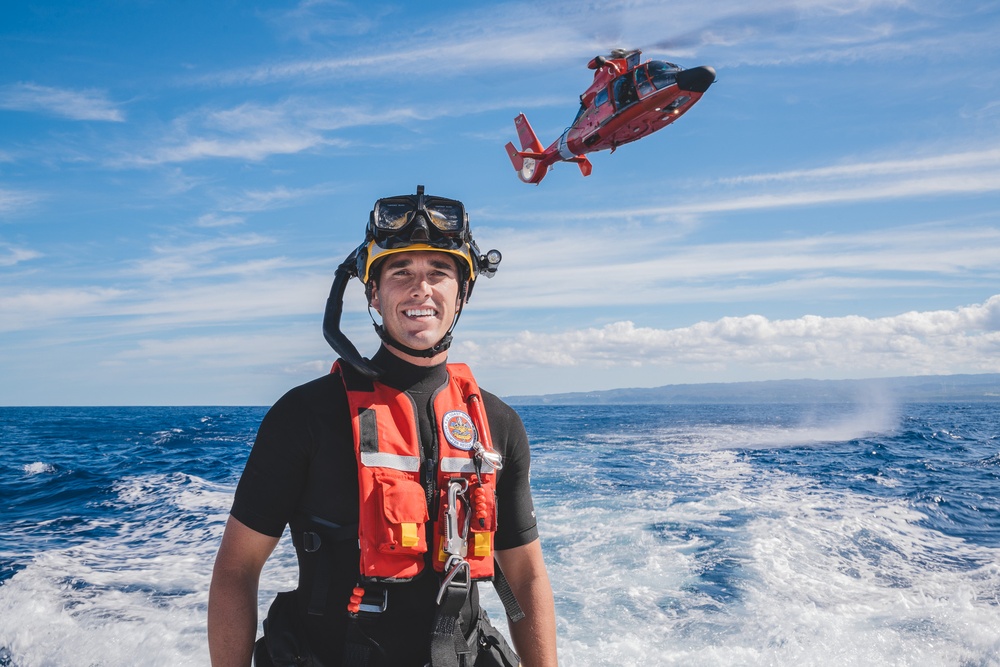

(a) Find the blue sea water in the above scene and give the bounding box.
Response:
[1,400,998,666]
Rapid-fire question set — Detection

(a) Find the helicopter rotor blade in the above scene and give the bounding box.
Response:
[638,8,801,54]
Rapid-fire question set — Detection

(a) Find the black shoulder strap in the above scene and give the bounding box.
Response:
[492,559,525,623]
[290,513,358,616]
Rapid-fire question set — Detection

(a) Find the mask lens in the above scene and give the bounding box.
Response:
[375,201,415,230]
[424,200,464,232]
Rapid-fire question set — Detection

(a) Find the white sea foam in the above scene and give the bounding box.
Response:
[517,441,1000,666]
[0,473,297,667]
[647,401,900,452]
[21,462,55,476]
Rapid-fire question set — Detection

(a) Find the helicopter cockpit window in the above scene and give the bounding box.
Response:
[595,87,609,107]
[613,74,638,109]
[635,66,654,97]
[648,61,679,90]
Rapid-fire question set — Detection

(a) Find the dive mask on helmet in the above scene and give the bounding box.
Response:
[368,185,468,250]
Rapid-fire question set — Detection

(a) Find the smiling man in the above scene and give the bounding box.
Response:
[208,186,558,667]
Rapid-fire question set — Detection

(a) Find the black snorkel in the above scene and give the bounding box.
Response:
[322,246,383,379]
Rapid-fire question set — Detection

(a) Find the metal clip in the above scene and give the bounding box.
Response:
[472,441,503,472]
[436,556,470,606]
[443,478,470,558]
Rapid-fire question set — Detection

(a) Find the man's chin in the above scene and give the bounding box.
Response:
[397,331,444,352]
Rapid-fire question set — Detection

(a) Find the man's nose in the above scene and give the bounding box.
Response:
[411,276,432,296]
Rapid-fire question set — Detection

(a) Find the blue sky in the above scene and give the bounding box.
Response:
[2,0,999,405]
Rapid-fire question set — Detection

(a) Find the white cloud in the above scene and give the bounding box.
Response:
[474,222,1000,309]
[460,295,1000,378]
[198,0,978,88]
[579,171,1000,222]
[0,287,128,332]
[113,331,316,365]
[136,132,323,165]
[0,188,40,216]
[218,184,335,213]
[0,244,41,266]
[195,213,245,228]
[135,233,276,280]
[0,83,124,122]
[120,95,548,166]
[717,147,1000,186]
[263,0,391,41]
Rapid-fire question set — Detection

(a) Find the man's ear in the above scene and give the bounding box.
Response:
[368,282,381,313]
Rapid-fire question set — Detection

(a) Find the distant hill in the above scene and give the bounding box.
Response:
[505,373,1000,405]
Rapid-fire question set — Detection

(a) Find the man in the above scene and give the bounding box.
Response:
[208,186,558,667]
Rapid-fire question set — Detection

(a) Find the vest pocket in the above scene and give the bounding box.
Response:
[373,470,429,556]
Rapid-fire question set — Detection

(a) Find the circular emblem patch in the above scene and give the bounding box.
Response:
[442,410,477,450]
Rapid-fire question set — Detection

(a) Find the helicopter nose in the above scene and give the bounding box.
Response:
[676,66,716,93]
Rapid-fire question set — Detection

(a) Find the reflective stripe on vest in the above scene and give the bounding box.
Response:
[336,361,499,583]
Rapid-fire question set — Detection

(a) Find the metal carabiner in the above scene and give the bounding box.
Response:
[436,555,471,606]
[472,441,503,472]
[443,477,470,558]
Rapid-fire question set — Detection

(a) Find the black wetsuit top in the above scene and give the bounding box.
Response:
[231,347,539,665]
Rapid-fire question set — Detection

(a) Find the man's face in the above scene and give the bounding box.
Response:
[370,250,462,365]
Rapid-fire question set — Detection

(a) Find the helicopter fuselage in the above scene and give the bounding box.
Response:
[505,51,715,184]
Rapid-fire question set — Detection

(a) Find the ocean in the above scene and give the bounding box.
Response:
[1,400,998,666]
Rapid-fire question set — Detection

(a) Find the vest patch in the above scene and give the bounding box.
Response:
[442,410,476,450]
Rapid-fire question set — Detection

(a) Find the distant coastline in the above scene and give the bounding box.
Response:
[505,373,1000,405]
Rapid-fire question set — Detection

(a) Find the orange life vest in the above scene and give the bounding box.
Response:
[335,361,499,583]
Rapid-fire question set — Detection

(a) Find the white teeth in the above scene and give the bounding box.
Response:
[405,308,436,317]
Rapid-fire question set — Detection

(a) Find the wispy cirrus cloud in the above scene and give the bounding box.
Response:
[133,233,276,280]
[460,294,1000,378]
[475,221,1000,309]
[0,83,124,122]
[118,95,554,166]
[0,188,41,217]
[218,183,337,212]
[0,244,41,267]
[518,145,1000,226]
[197,0,978,88]
[0,287,128,333]
[262,0,394,42]
[717,148,1000,186]
[195,213,245,228]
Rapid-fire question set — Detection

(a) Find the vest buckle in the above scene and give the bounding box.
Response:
[358,587,389,614]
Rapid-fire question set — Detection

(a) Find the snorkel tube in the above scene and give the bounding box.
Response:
[322,246,383,379]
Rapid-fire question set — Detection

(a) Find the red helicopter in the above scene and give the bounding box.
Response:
[504,49,715,184]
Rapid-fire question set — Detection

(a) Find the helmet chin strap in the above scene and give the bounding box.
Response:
[374,324,453,358]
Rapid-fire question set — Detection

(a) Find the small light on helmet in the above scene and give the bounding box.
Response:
[480,249,502,278]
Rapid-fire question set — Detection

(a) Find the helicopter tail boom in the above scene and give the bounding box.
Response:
[506,113,551,184]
